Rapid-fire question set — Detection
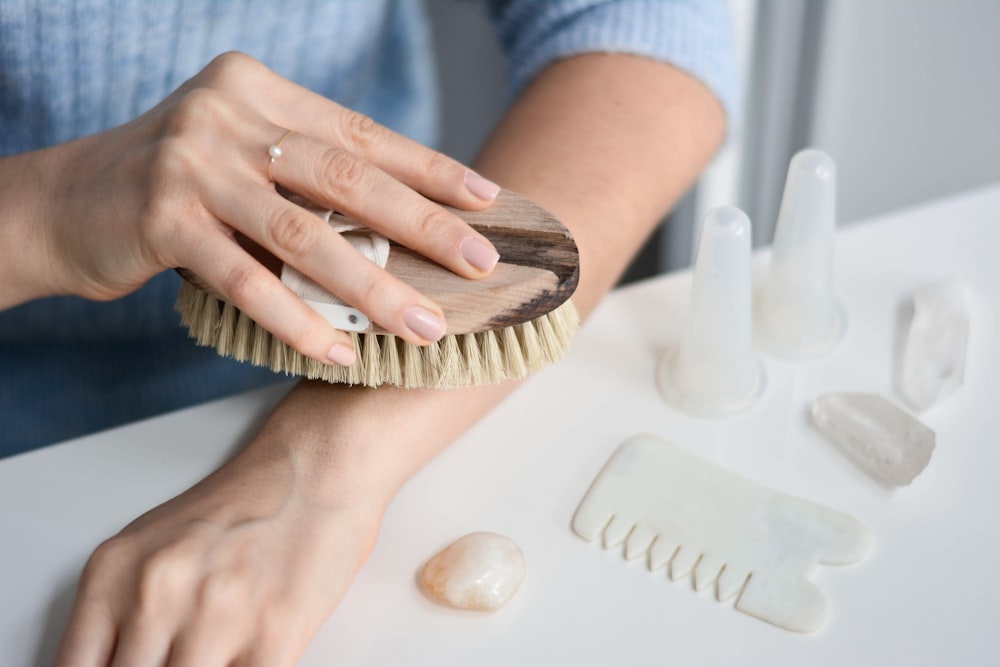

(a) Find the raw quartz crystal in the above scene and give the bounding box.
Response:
[897,280,970,411]
[810,393,935,487]
[421,532,526,611]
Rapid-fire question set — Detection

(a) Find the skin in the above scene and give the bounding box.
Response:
[0,52,501,365]
[37,52,725,665]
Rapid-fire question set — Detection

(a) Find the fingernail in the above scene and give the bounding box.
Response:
[460,236,500,273]
[464,170,500,201]
[327,343,357,366]
[404,305,447,342]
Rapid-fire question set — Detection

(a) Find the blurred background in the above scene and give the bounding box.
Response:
[428,0,1000,277]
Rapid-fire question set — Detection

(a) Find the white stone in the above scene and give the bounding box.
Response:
[810,392,935,486]
[896,280,970,411]
[421,532,526,611]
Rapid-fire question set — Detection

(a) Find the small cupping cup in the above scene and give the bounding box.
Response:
[656,205,764,417]
[755,148,845,358]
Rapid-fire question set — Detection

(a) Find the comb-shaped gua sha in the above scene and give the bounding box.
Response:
[572,435,871,633]
[175,189,580,388]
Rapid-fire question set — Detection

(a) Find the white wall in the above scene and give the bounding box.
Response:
[810,0,1000,223]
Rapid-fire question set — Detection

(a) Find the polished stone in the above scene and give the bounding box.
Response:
[420,532,526,611]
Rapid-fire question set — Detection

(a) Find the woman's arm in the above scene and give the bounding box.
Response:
[0,52,500,364]
[55,53,725,666]
[265,52,727,514]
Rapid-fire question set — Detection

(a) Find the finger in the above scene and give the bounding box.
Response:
[166,622,245,667]
[163,585,252,667]
[53,596,117,667]
[189,52,499,209]
[240,638,303,667]
[108,615,172,667]
[267,132,500,279]
[205,186,450,345]
[261,78,500,209]
[54,541,128,667]
[181,227,359,364]
[239,612,305,667]
[323,110,501,209]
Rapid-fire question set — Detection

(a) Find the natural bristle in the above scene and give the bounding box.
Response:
[176,280,579,389]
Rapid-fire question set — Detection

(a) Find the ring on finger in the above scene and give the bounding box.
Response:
[267,129,295,183]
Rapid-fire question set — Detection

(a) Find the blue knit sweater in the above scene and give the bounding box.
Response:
[0,0,736,455]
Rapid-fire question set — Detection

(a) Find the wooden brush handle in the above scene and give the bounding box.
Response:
[177,189,579,335]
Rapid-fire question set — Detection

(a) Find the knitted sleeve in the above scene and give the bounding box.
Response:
[488,0,739,120]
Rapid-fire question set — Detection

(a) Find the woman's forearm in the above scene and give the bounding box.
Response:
[0,147,65,309]
[247,53,726,510]
[477,53,725,311]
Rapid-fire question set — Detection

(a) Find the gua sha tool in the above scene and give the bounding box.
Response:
[572,435,871,633]
[656,205,763,417]
[755,148,845,358]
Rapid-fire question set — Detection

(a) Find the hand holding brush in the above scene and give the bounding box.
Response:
[0,52,503,366]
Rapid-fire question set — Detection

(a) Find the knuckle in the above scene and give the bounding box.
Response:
[197,572,245,611]
[421,149,455,180]
[166,87,231,138]
[360,272,396,314]
[221,262,266,306]
[339,110,381,151]
[85,536,131,576]
[136,549,191,608]
[319,148,366,195]
[269,208,317,258]
[203,50,261,83]
[410,205,452,242]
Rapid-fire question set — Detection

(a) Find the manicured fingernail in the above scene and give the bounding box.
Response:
[404,305,447,342]
[327,343,356,366]
[464,170,500,201]
[460,236,500,273]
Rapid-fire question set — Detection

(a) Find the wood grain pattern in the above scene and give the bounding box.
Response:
[178,189,579,335]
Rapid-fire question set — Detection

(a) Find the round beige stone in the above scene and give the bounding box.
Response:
[420,531,526,611]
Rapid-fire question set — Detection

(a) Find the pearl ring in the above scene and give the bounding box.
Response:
[267,129,295,182]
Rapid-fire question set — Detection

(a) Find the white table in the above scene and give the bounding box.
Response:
[3,186,999,666]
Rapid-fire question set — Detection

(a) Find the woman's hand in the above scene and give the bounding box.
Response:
[53,433,382,667]
[7,51,500,364]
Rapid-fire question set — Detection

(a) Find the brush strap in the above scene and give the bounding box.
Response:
[280,205,388,332]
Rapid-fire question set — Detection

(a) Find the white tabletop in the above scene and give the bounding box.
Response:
[3,185,999,666]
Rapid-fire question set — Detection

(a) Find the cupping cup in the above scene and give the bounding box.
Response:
[656,205,764,417]
[755,149,845,358]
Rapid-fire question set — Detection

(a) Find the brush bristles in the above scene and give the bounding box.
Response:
[175,280,580,389]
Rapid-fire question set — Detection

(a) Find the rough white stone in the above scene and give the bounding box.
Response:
[811,392,935,486]
[897,280,970,411]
